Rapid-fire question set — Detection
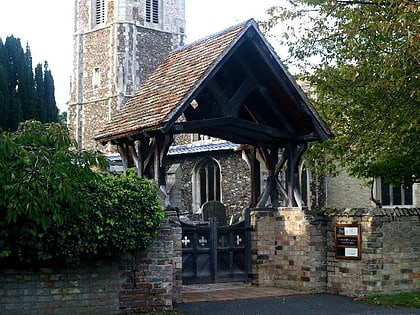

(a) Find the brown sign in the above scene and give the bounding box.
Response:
[335,224,361,259]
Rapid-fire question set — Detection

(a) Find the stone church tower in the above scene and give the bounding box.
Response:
[68,0,186,150]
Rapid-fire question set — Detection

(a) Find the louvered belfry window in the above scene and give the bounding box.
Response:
[146,0,159,24]
[95,0,105,25]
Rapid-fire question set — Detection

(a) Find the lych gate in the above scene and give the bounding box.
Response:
[181,210,251,284]
[95,19,331,284]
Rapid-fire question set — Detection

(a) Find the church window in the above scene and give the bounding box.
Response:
[146,0,159,24]
[95,0,105,25]
[193,157,221,210]
[376,178,413,207]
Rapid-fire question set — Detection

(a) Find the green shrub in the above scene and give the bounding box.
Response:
[56,170,164,262]
[0,121,164,266]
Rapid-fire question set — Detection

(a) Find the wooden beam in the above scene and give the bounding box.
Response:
[171,117,292,140]
[135,140,143,177]
[248,41,330,141]
[207,80,229,116]
[236,56,296,134]
[117,143,129,174]
[153,134,174,208]
[255,145,285,208]
[207,77,255,117]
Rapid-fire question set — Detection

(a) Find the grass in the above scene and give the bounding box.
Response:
[359,292,420,309]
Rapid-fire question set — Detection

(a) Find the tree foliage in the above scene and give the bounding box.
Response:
[261,0,419,185]
[0,36,58,131]
[0,121,164,266]
[0,120,105,229]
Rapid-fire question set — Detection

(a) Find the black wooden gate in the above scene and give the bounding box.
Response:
[181,209,251,285]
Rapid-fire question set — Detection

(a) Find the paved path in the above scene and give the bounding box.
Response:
[177,284,420,315]
[180,283,303,303]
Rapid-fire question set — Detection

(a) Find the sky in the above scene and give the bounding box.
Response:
[0,0,284,112]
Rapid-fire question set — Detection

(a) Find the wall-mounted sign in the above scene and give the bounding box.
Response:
[335,224,361,259]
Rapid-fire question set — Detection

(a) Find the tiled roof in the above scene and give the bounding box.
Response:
[95,20,251,142]
[167,141,239,156]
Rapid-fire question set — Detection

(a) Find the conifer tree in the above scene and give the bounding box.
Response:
[34,63,46,122]
[19,43,36,121]
[0,39,10,128]
[0,35,58,130]
[43,62,58,123]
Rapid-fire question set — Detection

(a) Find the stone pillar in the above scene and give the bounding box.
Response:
[250,207,327,293]
[118,208,182,311]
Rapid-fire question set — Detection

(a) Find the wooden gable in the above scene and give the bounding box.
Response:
[95,19,330,146]
[94,19,332,209]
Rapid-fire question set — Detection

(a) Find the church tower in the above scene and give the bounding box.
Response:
[68,0,186,150]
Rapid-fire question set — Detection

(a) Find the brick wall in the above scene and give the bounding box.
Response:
[250,208,327,293]
[251,207,420,297]
[0,211,182,314]
[327,208,420,297]
[2,206,418,313]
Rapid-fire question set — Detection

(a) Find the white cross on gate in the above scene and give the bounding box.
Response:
[198,236,208,246]
[236,234,242,246]
[219,235,227,247]
[182,236,190,247]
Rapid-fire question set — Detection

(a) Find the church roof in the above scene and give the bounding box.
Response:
[168,140,239,156]
[95,19,331,146]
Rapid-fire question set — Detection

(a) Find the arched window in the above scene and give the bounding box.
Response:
[192,157,221,211]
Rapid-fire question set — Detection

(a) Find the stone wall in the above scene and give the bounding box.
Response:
[325,171,372,209]
[69,0,185,151]
[327,208,420,297]
[0,211,182,314]
[166,150,251,218]
[2,206,418,313]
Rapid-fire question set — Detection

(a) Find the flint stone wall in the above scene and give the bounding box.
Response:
[166,150,250,218]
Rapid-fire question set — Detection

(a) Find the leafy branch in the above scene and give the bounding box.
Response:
[262,0,420,185]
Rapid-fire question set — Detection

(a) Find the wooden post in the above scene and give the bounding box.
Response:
[245,147,260,208]
[285,143,307,207]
